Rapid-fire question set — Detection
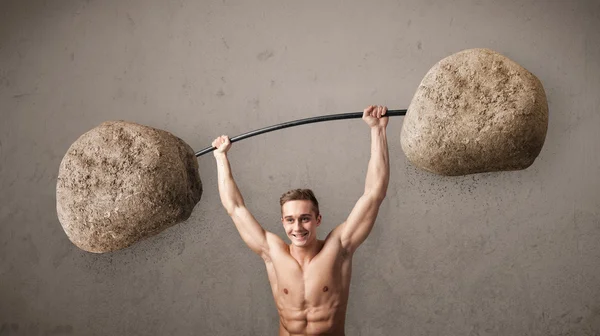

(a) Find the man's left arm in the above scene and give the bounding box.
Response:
[336,105,390,254]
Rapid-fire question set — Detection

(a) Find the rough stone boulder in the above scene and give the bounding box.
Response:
[401,48,548,176]
[56,121,202,253]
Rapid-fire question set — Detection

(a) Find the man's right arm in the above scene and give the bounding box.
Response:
[213,135,273,260]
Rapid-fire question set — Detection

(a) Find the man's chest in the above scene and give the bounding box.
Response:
[265,243,351,306]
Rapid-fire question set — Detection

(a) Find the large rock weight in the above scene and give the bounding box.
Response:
[57,121,202,253]
[401,48,548,176]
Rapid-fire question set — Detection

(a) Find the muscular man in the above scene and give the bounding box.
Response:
[212,105,390,335]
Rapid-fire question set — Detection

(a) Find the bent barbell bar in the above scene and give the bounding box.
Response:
[195,109,407,157]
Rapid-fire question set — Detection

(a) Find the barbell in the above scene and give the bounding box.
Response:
[194,109,407,157]
[56,48,548,253]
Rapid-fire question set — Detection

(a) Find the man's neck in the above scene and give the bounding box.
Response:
[289,240,323,267]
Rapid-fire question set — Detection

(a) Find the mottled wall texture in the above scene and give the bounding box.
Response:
[1,1,599,335]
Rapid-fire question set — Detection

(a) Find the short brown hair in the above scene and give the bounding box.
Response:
[280,189,320,216]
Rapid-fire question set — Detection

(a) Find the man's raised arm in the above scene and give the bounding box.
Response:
[213,135,272,259]
[337,105,390,253]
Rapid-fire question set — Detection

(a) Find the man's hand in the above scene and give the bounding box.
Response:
[211,135,232,157]
[362,105,388,128]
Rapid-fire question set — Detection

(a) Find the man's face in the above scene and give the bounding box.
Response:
[281,200,321,247]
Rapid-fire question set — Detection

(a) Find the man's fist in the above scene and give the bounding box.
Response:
[362,105,388,128]
[211,135,231,157]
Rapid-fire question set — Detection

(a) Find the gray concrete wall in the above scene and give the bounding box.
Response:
[1,0,599,335]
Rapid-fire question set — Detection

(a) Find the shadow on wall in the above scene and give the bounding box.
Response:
[0,323,73,335]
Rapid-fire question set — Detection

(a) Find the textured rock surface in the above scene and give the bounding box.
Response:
[401,48,548,176]
[56,121,202,253]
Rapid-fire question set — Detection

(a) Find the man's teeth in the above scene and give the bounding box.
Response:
[292,233,308,238]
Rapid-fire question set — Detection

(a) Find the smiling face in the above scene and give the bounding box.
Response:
[281,200,322,247]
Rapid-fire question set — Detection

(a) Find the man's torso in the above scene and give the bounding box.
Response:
[264,233,352,336]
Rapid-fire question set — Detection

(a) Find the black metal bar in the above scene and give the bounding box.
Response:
[194,109,406,157]
[195,110,406,157]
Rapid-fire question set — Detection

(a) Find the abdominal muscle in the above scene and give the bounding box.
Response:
[277,298,348,336]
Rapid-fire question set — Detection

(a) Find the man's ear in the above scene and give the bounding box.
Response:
[316,214,322,226]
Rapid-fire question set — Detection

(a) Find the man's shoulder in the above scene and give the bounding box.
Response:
[322,229,353,258]
[323,224,344,243]
[265,231,287,249]
[263,232,291,260]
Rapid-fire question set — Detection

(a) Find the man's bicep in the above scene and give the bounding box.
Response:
[338,194,383,252]
[230,206,270,256]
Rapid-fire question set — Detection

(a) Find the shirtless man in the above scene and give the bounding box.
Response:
[212,105,389,335]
